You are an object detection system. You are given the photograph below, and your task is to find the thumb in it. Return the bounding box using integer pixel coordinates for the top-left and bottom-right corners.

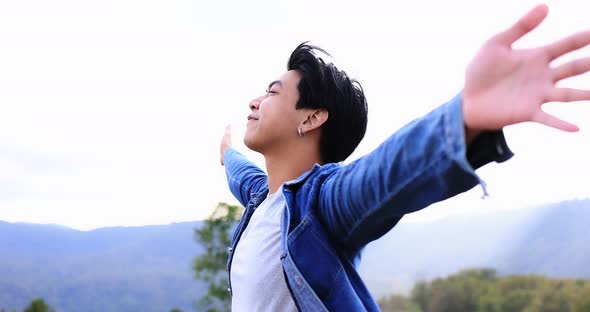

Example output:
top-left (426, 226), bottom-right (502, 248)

top-left (491, 4), bottom-right (548, 46)
top-left (220, 124), bottom-right (233, 166)
top-left (224, 124), bottom-right (232, 139)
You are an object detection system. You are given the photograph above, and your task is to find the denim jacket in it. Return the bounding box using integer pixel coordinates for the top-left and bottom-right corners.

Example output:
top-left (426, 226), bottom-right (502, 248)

top-left (224, 93), bottom-right (513, 311)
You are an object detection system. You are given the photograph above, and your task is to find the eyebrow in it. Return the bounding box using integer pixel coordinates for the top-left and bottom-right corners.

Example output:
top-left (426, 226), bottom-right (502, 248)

top-left (267, 80), bottom-right (283, 90)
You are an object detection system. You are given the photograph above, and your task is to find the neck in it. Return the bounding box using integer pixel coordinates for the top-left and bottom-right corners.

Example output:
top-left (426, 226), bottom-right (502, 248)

top-left (264, 139), bottom-right (321, 194)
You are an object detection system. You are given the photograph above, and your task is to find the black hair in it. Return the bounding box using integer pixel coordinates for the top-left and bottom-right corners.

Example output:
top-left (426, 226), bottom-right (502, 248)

top-left (287, 42), bottom-right (368, 164)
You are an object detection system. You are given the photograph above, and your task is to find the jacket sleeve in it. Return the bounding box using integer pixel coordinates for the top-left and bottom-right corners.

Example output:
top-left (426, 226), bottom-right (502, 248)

top-left (224, 147), bottom-right (268, 208)
top-left (318, 93), bottom-right (513, 250)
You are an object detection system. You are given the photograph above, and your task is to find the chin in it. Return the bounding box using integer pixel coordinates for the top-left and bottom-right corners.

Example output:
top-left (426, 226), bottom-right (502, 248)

top-left (243, 134), bottom-right (261, 153)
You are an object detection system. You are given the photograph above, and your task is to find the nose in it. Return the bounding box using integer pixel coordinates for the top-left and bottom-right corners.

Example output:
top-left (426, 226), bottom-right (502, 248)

top-left (249, 95), bottom-right (264, 111)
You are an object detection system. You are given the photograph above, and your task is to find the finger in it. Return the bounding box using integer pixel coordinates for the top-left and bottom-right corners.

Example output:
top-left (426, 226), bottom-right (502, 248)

top-left (546, 88), bottom-right (590, 102)
top-left (220, 124), bottom-right (232, 166)
top-left (224, 124), bottom-right (232, 138)
top-left (532, 110), bottom-right (579, 132)
top-left (552, 57), bottom-right (590, 81)
top-left (491, 4), bottom-right (548, 46)
top-left (545, 30), bottom-right (590, 61)
top-left (222, 124), bottom-right (232, 144)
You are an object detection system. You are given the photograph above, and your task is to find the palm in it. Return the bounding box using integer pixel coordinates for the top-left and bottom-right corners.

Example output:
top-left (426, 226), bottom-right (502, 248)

top-left (463, 4), bottom-right (590, 132)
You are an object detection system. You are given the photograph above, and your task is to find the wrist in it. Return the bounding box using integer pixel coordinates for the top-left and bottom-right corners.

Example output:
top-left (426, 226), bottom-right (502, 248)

top-left (462, 94), bottom-right (483, 144)
top-left (464, 125), bottom-right (482, 145)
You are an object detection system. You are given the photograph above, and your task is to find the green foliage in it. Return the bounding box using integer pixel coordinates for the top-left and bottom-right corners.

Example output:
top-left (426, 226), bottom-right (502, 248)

top-left (23, 298), bottom-right (56, 312)
top-left (379, 268), bottom-right (590, 312)
top-left (169, 309), bottom-right (184, 312)
top-left (1, 298), bottom-right (56, 312)
top-left (193, 202), bottom-right (244, 312)
top-left (378, 294), bottom-right (421, 312)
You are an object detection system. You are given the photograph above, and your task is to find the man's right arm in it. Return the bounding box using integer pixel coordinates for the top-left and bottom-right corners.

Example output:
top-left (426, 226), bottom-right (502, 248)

top-left (220, 125), bottom-right (267, 207)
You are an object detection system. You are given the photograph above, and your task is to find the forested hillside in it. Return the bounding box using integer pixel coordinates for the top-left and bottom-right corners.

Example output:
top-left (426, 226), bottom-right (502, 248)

top-left (0, 222), bottom-right (204, 312)
top-left (0, 199), bottom-right (588, 311)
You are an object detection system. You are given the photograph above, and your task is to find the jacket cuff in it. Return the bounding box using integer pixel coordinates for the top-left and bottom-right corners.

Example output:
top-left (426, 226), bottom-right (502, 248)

top-left (445, 92), bottom-right (514, 170)
top-left (466, 129), bottom-right (514, 170)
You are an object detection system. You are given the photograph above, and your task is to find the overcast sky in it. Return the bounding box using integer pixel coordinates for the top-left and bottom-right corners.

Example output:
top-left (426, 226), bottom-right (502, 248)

top-left (0, 0), bottom-right (588, 230)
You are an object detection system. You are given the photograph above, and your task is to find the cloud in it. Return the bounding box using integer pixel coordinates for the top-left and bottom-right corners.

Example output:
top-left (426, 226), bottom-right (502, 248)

top-left (0, 0), bottom-right (588, 230)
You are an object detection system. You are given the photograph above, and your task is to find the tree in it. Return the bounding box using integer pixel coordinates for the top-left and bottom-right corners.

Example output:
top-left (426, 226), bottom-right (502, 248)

top-left (193, 202), bottom-right (244, 312)
top-left (388, 268), bottom-right (590, 312)
top-left (23, 298), bottom-right (56, 312)
top-left (411, 280), bottom-right (431, 312)
top-left (378, 294), bottom-right (421, 312)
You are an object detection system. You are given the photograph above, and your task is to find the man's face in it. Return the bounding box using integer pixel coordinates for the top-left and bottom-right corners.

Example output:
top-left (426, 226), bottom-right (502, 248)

top-left (244, 70), bottom-right (307, 153)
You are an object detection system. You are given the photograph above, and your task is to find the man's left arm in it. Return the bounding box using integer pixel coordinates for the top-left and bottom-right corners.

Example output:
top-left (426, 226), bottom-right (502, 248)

top-left (318, 93), bottom-right (512, 251)
top-left (318, 4), bottom-right (590, 251)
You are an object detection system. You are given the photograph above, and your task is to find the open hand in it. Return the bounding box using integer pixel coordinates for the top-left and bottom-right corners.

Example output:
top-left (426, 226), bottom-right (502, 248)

top-left (463, 4), bottom-right (590, 132)
top-left (220, 124), bottom-right (232, 166)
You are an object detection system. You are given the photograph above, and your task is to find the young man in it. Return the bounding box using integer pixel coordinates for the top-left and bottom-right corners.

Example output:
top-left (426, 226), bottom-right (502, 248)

top-left (220, 5), bottom-right (590, 311)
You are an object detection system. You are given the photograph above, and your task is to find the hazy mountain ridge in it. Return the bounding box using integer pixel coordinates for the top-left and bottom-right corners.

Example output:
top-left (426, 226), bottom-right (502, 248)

top-left (0, 221), bottom-right (205, 312)
top-left (359, 199), bottom-right (590, 297)
top-left (496, 200), bottom-right (590, 277)
top-left (1, 199), bottom-right (589, 311)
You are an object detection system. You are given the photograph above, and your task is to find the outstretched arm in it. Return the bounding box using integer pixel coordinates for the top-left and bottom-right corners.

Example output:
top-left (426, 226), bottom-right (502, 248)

top-left (220, 125), bottom-right (267, 208)
top-left (319, 96), bottom-right (508, 251)
top-left (319, 5), bottom-right (590, 250)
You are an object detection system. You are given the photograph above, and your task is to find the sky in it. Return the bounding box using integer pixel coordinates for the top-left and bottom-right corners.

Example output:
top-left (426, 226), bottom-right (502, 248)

top-left (0, 0), bottom-right (589, 230)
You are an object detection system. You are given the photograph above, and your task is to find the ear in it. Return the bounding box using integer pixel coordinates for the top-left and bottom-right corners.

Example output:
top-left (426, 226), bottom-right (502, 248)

top-left (299, 109), bottom-right (329, 135)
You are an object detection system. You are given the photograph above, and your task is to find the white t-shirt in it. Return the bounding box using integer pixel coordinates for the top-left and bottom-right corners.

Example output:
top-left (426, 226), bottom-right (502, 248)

top-left (230, 189), bottom-right (298, 312)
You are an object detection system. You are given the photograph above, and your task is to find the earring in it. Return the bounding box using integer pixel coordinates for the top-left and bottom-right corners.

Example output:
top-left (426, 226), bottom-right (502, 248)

top-left (297, 128), bottom-right (305, 137)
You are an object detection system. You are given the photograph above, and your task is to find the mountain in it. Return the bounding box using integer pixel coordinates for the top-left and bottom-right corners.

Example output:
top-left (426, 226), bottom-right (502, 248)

top-left (0, 221), bottom-right (205, 312)
top-left (0, 199), bottom-right (589, 311)
top-left (358, 199), bottom-right (590, 297)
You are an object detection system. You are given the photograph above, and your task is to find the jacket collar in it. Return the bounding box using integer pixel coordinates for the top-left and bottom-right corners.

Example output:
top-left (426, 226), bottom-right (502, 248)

top-left (283, 163), bottom-right (322, 188)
